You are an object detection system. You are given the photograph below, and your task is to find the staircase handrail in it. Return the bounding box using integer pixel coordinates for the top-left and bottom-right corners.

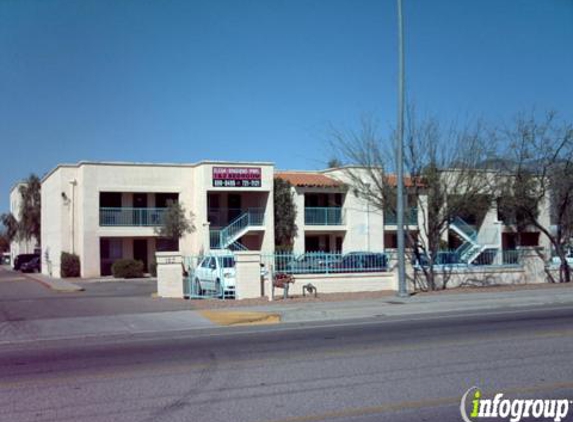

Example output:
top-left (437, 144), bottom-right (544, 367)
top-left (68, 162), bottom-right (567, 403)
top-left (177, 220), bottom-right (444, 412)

top-left (219, 209), bottom-right (265, 248)
top-left (451, 217), bottom-right (477, 241)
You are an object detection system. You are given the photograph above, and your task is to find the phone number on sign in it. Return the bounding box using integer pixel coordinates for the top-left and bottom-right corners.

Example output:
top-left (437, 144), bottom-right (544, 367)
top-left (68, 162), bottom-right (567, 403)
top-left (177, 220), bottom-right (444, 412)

top-left (213, 180), bottom-right (261, 188)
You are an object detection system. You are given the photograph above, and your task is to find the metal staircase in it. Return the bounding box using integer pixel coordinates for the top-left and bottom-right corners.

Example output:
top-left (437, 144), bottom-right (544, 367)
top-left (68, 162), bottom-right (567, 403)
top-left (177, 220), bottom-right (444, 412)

top-left (449, 217), bottom-right (495, 264)
top-left (210, 209), bottom-right (265, 250)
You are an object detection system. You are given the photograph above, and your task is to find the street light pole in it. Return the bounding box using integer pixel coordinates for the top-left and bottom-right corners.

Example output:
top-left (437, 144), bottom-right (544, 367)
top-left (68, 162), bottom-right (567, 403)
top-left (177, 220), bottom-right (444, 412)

top-left (396, 0), bottom-right (408, 297)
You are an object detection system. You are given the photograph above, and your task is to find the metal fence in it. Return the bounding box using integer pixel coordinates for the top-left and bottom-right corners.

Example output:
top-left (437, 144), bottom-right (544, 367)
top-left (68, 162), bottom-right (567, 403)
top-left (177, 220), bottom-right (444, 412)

top-left (384, 207), bottom-right (418, 225)
top-left (414, 249), bottom-right (523, 268)
top-left (261, 251), bottom-right (389, 275)
top-left (99, 207), bottom-right (166, 227)
top-left (304, 207), bottom-right (345, 225)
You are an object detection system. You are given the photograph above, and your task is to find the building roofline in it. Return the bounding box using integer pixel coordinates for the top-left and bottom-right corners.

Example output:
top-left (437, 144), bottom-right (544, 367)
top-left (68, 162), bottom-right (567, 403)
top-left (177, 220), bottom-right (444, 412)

top-left (41, 160), bottom-right (275, 183)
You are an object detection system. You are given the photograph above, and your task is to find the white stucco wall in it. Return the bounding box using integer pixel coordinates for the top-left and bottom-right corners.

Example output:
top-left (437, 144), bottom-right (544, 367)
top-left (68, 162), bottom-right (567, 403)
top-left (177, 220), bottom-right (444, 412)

top-left (40, 161), bottom-right (275, 278)
top-left (41, 167), bottom-right (78, 277)
top-left (324, 168), bottom-right (386, 253)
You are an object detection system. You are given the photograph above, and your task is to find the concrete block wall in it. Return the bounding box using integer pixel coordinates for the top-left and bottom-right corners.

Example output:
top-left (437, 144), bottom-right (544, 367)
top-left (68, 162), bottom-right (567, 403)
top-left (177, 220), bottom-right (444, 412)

top-left (291, 272), bottom-right (396, 294)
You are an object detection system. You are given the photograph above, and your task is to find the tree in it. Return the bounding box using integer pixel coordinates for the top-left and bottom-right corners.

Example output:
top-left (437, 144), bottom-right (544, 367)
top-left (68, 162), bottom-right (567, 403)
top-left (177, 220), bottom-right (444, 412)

top-left (327, 157), bottom-right (343, 169)
top-left (18, 174), bottom-right (41, 244)
top-left (154, 201), bottom-right (195, 249)
top-left (329, 113), bottom-right (495, 290)
top-left (494, 111), bottom-right (573, 283)
top-left (0, 232), bottom-right (9, 253)
top-left (274, 178), bottom-right (298, 251)
top-left (1, 213), bottom-right (19, 242)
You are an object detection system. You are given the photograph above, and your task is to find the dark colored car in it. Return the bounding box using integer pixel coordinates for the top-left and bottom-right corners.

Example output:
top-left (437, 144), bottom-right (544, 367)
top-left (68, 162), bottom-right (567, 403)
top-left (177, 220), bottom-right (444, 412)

top-left (20, 256), bottom-right (41, 273)
top-left (331, 252), bottom-right (388, 273)
top-left (13, 254), bottom-right (40, 271)
top-left (413, 252), bottom-right (462, 267)
top-left (285, 253), bottom-right (341, 274)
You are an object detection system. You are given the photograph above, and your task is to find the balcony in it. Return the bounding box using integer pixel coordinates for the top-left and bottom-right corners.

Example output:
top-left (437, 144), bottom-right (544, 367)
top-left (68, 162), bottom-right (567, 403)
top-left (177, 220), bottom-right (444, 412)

top-left (384, 207), bottom-right (418, 226)
top-left (304, 207), bottom-right (345, 226)
top-left (99, 207), bottom-right (166, 227)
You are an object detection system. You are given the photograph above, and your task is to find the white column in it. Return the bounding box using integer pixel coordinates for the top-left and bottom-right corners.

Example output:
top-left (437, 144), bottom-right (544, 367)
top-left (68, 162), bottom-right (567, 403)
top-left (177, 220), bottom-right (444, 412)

top-left (203, 222), bottom-right (211, 253)
top-left (292, 188), bottom-right (306, 254)
top-left (156, 252), bottom-right (185, 298)
top-left (235, 251), bottom-right (262, 299)
top-left (520, 246), bottom-right (547, 284)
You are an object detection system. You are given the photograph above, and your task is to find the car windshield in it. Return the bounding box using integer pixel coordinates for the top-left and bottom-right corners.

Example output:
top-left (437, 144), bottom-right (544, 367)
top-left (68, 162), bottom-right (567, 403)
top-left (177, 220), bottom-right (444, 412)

top-left (220, 257), bottom-right (235, 268)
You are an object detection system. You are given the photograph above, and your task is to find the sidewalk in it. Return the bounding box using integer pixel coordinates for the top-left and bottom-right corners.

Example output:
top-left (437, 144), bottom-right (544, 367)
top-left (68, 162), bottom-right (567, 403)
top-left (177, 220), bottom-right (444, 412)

top-left (1, 285), bottom-right (573, 345)
top-left (245, 285), bottom-right (573, 323)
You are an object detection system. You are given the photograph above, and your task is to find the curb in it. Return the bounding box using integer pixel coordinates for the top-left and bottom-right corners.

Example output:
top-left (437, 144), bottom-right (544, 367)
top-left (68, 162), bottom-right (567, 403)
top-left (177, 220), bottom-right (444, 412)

top-left (198, 310), bottom-right (281, 326)
top-left (23, 273), bottom-right (84, 292)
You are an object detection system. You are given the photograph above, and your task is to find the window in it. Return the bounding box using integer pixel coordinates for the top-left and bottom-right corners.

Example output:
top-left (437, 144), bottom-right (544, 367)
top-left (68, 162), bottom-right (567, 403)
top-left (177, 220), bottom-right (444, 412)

top-left (220, 257), bottom-right (235, 268)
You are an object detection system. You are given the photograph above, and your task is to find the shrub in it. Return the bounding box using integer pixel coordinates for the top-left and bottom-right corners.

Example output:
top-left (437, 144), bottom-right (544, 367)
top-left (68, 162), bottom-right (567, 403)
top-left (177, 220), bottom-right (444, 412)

top-left (149, 259), bottom-right (157, 277)
top-left (112, 259), bottom-right (144, 279)
top-left (61, 252), bottom-right (80, 278)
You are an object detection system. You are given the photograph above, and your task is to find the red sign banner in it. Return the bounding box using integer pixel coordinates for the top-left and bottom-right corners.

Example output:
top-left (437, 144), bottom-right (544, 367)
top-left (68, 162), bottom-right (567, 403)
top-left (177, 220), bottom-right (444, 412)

top-left (212, 167), bottom-right (262, 188)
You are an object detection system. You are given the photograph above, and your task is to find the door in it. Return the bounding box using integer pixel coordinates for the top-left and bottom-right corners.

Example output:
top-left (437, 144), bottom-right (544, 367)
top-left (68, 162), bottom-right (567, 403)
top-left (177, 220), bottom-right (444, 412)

top-left (100, 238), bottom-right (123, 276)
top-left (133, 193), bottom-right (148, 225)
top-left (305, 236), bottom-right (320, 252)
top-left (201, 257), bottom-right (217, 290)
top-left (228, 194), bottom-right (242, 222)
top-left (133, 239), bottom-right (148, 272)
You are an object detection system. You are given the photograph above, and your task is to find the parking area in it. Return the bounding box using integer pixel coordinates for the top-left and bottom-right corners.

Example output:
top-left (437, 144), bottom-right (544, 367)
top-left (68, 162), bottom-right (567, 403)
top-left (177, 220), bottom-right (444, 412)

top-left (0, 266), bottom-right (193, 322)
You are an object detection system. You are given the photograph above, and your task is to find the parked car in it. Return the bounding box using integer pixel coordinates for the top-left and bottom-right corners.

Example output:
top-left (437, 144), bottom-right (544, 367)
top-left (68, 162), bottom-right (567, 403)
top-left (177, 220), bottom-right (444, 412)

top-left (20, 256), bottom-right (41, 273)
top-left (285, 253), bottom-right (341, 274)
top-left (13, 253), bottom-right (40, 271)
top-left (551, 251), bottom-right (573, 265)
top-left (413, 251), bottom-right (462, 268)
top-left (193, 252), bottom-right (236, 297)
top-left (331, 252), bottom-right (388, 273)
top-left (1, 253), bottom-right (10, 266)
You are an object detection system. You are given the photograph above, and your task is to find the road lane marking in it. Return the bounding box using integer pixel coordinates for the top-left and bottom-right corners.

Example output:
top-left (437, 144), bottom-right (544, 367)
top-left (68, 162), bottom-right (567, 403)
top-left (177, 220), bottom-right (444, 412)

top-left (0, 277), bottom-right (29, 282)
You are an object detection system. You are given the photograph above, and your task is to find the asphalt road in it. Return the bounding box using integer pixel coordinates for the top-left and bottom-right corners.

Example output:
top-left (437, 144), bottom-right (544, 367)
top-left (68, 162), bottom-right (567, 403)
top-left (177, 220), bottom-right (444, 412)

top-left (1, 306), bottom-right (572, 422)
top-left (0, 267), bottom-right (192, 321)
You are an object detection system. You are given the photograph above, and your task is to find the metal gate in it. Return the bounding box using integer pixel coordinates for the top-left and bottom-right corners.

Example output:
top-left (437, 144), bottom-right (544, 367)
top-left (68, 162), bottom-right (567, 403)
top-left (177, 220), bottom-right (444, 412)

top-left (183, 255), bottom-right (234, 300)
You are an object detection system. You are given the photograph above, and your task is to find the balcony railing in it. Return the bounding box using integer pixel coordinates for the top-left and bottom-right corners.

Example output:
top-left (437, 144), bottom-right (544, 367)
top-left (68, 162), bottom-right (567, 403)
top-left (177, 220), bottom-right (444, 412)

top-left (384, 207), bottom-right (418, 226)
top-left (304, 207), bottom-right (345, 226)
top-left (99, 207), bottom-right (166, 227)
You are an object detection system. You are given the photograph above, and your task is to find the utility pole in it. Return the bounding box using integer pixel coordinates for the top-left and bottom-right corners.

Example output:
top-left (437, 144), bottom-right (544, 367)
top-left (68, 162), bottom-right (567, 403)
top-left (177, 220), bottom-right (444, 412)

top-left (396, 0), bottom-right (408, 297)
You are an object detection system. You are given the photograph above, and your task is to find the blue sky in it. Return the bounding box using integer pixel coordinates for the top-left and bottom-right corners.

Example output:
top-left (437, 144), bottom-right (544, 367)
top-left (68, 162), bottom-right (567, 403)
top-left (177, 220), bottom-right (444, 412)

top-left (1, 0), bottom-right (572, 213)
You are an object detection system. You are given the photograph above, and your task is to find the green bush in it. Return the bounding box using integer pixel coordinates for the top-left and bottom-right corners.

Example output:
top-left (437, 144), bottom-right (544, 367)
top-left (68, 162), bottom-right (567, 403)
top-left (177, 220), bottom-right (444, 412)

top-left (112, 259), bottom-right (144, 279)
top-left (61, 252), bottom-right (80, 278)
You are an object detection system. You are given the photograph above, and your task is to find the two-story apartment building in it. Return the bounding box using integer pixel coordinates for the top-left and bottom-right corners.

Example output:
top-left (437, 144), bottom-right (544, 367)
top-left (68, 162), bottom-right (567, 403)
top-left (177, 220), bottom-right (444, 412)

top-left (41, 161), bottom-right (274, 278)
top-left (277, 167), bottom-right (551, 264)
top-left (34, 160), bottom-right (552, 278)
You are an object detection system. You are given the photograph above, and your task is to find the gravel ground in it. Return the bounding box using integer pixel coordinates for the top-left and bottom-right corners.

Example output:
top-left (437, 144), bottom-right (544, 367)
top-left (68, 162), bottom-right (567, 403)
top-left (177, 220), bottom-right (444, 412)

top-left (187, 290), bottom-right (396, 309)
top-left (186, 280), bottom-right (573, 309)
